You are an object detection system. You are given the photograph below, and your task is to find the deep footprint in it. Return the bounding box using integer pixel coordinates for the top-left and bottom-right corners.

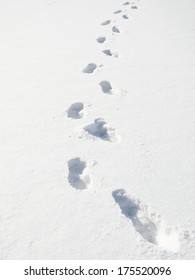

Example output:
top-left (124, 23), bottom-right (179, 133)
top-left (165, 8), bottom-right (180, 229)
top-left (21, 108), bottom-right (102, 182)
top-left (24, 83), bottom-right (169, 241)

top-left (68, 158), bottom-right (90, 190)
top-left (101, 20), bottom-right (111, 26)
top-left (96, 36), bottom-right (106, 44)
top-left (123, 1), bottom-right (130, 5)
top-left (84, 118), bottom-right (117, 142)
top-left (67, 102), bottom-right (84, 119)
top-left (99, 80), bottom-right (113, 94)
top-left (82, 63), bottom-right (97, 74)
top-left (112, 189), bottom-right (180, 252)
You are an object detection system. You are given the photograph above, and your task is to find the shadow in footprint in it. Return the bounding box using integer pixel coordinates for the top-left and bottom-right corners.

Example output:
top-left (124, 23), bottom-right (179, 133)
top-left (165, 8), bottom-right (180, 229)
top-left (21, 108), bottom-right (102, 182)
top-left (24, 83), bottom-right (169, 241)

top-left (131, 6), bottom-right (138, 9)
top-left (102, 49), bottom-right (119, 58)
top-left (114, 10), bottom-right (122, 14)
top-left (112, 26), bottom-right (120, 33)
top-left (103, 49), bottom-right (112, 56)
top-left (112, 189), bottom-right (180, 252)
top-left (101, 20), bottom-right (111, 26)
top-left (67, 102), bottom-right (84, 119)
top-left (99, 80), bottom-right (112, 94)
top-left (96, 36), bottom-right (106, 44)
top-left (123, 15), bottom-right (129, 19)
top-left (68, 158), bottom-right (90, 190)
top-left (123, 2), bottom-right (130, 5)
top-left (84, 118), bottom-right (117, 143)
top-left (82, 63), bottom-right (97, 74)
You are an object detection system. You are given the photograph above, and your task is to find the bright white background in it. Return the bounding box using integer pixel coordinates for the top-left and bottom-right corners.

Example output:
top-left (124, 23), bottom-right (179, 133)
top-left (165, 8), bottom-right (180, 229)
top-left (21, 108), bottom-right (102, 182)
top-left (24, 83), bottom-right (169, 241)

top-left (0, 0), bottom-right (195, 260)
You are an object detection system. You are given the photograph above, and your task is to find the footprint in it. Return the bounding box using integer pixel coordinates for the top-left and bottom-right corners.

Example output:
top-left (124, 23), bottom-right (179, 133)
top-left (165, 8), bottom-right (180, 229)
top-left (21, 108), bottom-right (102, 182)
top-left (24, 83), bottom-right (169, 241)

top-left (122, 15), bottom-right (129, 19)
top-left (82, 63), bottom-right (97, 74)
top-left (114, 10), bottom-right (122, 14)
top-left (102, 49), bottom-right (119, 58)
top-left (131, 5), bottom-right (138, 9)
top-left (99, 80), bottom-right (113, 94)
top-left (123, 1), bottom-right (130, 5)
top-left (112, 189), bottom-right (180, 252)
top-left (103, 49), bottom-right (112, 56)
top-left (67, 102), bottom-right (84, 119)
top-left (96, 36), bottom-right (106, 44)
top-left (68, 158), bottom-right (90, 190)
top-left (84, 118), bottom-right (117, 143)
top-left (101, 20), bottom-right (111, 26)
top-left (112, 26), bottom-right (120, 33)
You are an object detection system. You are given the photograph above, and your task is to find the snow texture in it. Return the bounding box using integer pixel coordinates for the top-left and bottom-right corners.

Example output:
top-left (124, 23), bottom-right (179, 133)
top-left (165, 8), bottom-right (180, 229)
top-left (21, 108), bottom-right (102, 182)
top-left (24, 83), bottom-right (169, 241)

top-left (0, 0), bottom-right (195, 260)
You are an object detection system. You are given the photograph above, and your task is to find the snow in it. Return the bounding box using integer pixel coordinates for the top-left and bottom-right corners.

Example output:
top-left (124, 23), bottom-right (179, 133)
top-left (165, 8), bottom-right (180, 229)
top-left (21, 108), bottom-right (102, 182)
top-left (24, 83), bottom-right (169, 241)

top-left (0, 0), bottom-right (195, 259)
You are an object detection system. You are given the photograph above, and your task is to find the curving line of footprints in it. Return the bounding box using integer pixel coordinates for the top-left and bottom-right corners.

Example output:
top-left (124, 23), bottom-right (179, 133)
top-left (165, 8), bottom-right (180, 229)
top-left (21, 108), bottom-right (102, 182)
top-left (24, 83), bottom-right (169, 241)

top-left (65, 1), bottom-right (182, 253)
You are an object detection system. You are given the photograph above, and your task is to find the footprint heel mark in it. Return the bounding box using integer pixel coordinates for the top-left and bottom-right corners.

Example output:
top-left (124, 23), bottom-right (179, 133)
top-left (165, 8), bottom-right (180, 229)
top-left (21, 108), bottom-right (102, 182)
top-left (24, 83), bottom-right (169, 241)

top-left (68, 158), bottom-right (90, 190)
top-left (101, 20), bottom-right (111, 26)
top-left (112, 26), bottom-right (120, 33)
top-left (84, 118), bottom-right (118, 143)
top-left (112, 189), bottom-right (180, 252)
top-left (96, 36), bottom-right (106, 44)
top-left (99, 80), bottom-right (113, 94)
top-left (82, 63), bottom-right (97, 74)
top-left (67, 102), bottom-right (84, 119)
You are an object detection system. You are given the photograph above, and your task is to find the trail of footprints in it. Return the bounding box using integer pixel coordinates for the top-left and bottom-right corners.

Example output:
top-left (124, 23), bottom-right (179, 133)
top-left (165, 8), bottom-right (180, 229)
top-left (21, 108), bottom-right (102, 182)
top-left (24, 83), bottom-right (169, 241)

top-left (65, 0), bottom-right (182, 252)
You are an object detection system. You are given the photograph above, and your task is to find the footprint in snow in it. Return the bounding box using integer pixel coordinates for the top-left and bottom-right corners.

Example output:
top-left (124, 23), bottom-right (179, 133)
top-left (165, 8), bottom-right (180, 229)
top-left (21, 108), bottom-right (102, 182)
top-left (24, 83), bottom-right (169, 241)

top-left (112, 189), bottom-right (180, 253)
top-left (102, 49), bottom-right (120, 58)
top-left (101, 20), bottom-right (111, 26)
top-left (84, 118), bottom-right (118, 143)
top-left (82, 63), bottom-right (98, 74)
top-left (112, 26), bottom-right (121, 33)
top-left (122, 15), bottom-right (129, 20)
top-left (99, 80), bottom-right (113, 94)
top-left (131, 5), bottom-right (138, 9)
top-left (68, 158), bottom-right (90, 190)
top-left (114, 10), bottom-right (122, 14)
top-left (67, 102), bottom-right (84, 119)
top-left (96, 36), bottom-right (106, 44)
top-left (123, 1), bottom-right (130, 5)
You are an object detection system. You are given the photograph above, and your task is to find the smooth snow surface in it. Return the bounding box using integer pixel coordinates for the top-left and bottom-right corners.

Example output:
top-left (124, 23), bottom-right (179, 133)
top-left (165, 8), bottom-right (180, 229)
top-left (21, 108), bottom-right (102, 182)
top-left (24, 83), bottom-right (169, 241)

top-left (0, 0), bottom-right (195, 259)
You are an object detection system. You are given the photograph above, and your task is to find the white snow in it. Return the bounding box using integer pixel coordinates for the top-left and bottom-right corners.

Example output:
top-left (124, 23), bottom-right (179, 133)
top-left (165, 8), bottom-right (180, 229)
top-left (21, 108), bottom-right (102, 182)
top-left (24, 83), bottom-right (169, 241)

top-left (0, 0), bottom-right (195, 259)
